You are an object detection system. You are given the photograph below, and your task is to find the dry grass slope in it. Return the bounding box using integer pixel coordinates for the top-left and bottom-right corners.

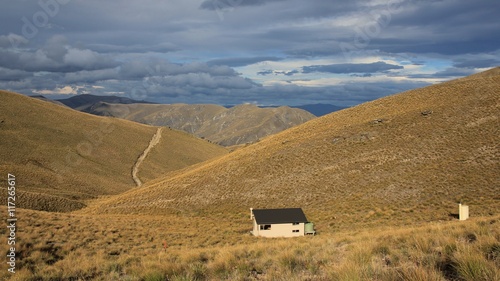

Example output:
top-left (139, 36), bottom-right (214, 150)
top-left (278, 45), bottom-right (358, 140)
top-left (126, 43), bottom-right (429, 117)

top-left (139, 127), bottom-right (229, 183)
top-left (1, 206), bottom-right (498, 280)
top-left (86, 68), bottom-right (499, 231)
top-left (0, 91), bottom-right (227, 212)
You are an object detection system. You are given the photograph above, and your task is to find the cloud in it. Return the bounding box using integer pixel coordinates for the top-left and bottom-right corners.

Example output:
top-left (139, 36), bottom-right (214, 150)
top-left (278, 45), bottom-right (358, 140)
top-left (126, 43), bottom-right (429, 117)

top-left (302, 62), bottom-right (403, 74)
top-left (406, 67), bottom-right (477, 79)
top-left (0, 67), bottom-right (32, 81)
top-left (0, 33), bottom-right (29, 48)
top-left (63, 48), bottom-right (119, 71)
top-left (257, 69), bottom-right (299, 76)
top-left (0, 36), bottom-right (119, 73)
top-left (118, 60), bottom-right (238, 80)
top-left (0, 0), bottom-right (497, 107)
top-left (367, 0), bottom-right (500, 56)
top-left (64, 68), bottom-right (119, 83)
top-left (453, 59), bottom-right (500, 69)
top-left (199, 0), bottom-right (288, 10)
top-left (207, 56), bottom-right (283, 67)
top-left (351, 73), bottom-right (372, 78)
top-left (87, 42), bottom-right (180, 54)
top-left (257, 70), bottom-right (274, 76)
top-left (152, 73), bottom-right (256, 90)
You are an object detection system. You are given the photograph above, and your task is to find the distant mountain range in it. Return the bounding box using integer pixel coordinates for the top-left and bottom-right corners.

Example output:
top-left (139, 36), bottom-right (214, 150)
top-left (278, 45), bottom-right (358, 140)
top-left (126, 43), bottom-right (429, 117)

top-left (79, 101), bottom-right (316, 146)
top-left (51, 94), bottom-right (347, 117)
top-left (30, 94), bottom-right (349, 146)
top-left (48, 94), bottom-right (326, 146)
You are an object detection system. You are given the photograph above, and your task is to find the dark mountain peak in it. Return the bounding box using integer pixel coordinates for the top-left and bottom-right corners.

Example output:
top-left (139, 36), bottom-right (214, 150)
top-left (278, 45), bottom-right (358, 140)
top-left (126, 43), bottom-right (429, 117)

top-left (57, 94), bottom-right (155, 111)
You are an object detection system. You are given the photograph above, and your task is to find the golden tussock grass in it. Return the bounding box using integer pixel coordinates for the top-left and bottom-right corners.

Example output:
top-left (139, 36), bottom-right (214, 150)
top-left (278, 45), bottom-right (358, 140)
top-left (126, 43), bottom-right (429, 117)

top-left (0, 206), bottom-right (498, 280)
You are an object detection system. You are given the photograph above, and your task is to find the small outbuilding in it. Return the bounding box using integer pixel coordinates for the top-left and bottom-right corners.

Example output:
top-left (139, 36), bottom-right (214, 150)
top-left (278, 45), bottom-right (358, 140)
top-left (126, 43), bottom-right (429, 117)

top-left (250, 208), bottom-right (315, 237)
top-left (459, 203), bottom-right (469, 221)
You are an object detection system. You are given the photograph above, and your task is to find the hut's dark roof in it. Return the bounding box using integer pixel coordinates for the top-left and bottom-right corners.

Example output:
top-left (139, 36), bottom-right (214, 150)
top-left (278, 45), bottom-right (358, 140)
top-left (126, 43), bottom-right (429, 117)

top-left (252, 208), bottom-right (308, 224)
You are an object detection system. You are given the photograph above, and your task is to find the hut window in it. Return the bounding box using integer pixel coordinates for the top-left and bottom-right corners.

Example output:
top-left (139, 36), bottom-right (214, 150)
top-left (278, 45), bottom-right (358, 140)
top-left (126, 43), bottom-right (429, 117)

top-left (260, 225), bottom-right (271, 230)
top-left (292, 230), bottom-right (299, 233)
top-left (292, 222), bottom-right (299, 225)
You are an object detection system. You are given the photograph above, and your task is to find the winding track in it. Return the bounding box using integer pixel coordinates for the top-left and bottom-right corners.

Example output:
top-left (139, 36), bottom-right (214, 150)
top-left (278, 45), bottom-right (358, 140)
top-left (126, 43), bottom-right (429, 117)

top-left (132, 127), bottom-right (163, 187)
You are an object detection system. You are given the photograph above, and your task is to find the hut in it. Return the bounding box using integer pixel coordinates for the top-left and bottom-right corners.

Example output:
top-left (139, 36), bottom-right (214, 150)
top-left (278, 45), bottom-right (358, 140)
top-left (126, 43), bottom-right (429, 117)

top-left (250, 208), bottom-right (315, 237)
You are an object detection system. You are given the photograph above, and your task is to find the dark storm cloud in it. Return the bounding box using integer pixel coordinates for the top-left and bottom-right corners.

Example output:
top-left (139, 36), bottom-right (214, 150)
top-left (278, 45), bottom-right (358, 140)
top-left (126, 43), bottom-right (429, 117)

top-left (282, 0), bottom-right (500, 59)
top-left (367, 0), bottom-right (500, 55)
top-left (370, 38), bottom-right (500, 56)
top-left (152, 73), bottom-right (256, 90)
top-left (87, 42), bottom-right (180, 54)
top-left (0, 67), bottom-right (32, 81)
top-left (118, 60), bottom-right (238, 80)
top-left (453, 59), bottom-right (500, 69)
top-left (389, 0), bottom-right (500, 31)
top-left (351, 73), bottom-right (372, 78)
top-left (33, 58), bottom-right (252, 93)
top-left (0, 72), bottom-right (61, 93)
top-left (63, 69), bottom-right (119, 84)
top-left (302, 62), bottom-right (403, 74)
top-left (257, 70), bottom-right (274, 76)
top-left (257, 69), bottom-right (299, 76)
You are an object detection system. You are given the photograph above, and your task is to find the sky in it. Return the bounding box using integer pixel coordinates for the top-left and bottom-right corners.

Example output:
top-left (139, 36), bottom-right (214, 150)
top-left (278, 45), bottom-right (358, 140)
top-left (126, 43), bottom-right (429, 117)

top-left (0, 0), bottom-right (499, 106)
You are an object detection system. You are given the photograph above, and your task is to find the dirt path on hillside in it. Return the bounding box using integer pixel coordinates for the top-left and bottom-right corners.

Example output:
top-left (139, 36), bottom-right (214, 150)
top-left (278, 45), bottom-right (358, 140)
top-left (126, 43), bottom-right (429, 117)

top-left (132, 127), bottom-right (163, 187)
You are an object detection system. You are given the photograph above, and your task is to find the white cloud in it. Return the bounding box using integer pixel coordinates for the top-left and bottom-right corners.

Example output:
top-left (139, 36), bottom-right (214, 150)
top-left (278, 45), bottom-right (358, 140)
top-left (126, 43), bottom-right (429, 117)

top-left (34, 85), bottom-right (82, 95)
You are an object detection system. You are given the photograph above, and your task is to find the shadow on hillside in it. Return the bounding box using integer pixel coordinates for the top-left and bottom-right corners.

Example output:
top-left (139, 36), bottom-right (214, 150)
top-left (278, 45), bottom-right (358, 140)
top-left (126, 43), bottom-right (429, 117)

top-left (448, 213), bottom-right (459, 219)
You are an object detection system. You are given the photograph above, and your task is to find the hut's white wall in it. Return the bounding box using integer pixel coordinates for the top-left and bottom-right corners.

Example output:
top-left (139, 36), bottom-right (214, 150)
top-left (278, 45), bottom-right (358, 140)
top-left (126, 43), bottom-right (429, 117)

top-left (252, 219), bottom-right (259, 235)
top-left (252, 221), bottom-right (305, 237)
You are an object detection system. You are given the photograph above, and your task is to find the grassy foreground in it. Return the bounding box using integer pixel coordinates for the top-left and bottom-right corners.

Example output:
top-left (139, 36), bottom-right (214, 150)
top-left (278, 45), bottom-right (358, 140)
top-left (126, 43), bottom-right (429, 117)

top-left (1, 207), bottom-right (498, 281)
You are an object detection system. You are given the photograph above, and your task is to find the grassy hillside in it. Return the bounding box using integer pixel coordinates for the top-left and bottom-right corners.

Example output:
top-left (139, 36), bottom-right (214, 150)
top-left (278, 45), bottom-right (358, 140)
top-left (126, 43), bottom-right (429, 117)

top-left (87, 102), bottom-right (316, 146)
top-left (138, 127), bottom-right (229, 183)
top-left (1, 206), bottom-right (498, 280)
top-left (86, 68), bottom-right (499, 229)
top-left (0, 91), bottom-right (227, 212)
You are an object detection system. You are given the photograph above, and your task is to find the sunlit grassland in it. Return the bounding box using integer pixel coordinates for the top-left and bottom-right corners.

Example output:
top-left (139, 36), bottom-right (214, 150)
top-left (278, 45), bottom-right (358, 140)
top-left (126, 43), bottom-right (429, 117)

top-left (0, 90), bottom-right (227, 212)
top-left (1, 207), bottom-right (498, 280)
